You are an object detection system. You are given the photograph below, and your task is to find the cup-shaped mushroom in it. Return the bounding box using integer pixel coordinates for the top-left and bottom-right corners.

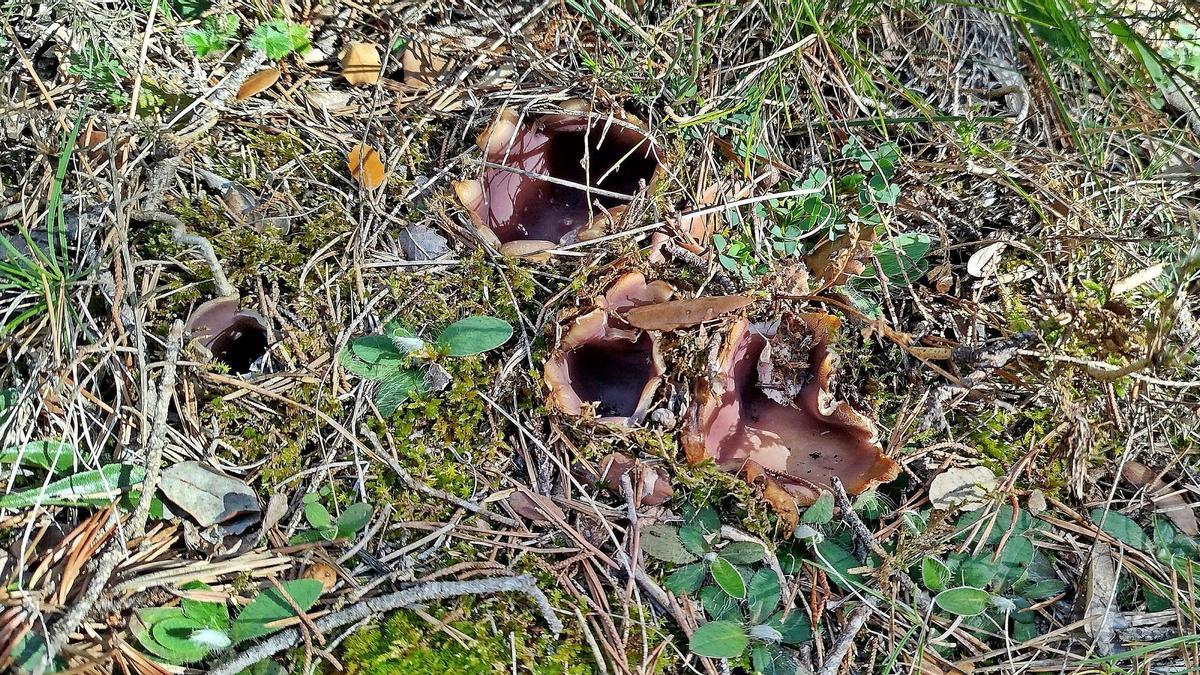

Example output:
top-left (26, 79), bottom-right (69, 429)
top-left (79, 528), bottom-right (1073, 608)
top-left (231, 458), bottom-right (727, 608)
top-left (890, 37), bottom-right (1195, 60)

top-left (455, 104), bottom-right (660, 254)
top-left (184, 296), bottom-right (269, 374)
top-left (683, 315), bottom-right (898, 505)
top-left (544, 310), bottom-right (664, 426)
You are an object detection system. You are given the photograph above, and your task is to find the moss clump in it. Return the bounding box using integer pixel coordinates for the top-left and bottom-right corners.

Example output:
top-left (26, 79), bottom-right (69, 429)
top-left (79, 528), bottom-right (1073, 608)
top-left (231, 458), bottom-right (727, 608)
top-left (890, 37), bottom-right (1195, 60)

top-left (339, 597), bottom-right (593, 675)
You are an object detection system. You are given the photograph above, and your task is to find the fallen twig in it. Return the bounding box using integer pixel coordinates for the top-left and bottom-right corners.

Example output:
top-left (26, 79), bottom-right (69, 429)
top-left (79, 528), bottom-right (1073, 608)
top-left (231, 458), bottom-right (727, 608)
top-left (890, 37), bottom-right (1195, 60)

top-left (131, 210), bottom-right (236, 297)
top-left (38, 321), bottom-right (184, 673)
top-left (815, 604), bottom-right (870, 675)
top-left (208, 575), bottom-right (562, 675)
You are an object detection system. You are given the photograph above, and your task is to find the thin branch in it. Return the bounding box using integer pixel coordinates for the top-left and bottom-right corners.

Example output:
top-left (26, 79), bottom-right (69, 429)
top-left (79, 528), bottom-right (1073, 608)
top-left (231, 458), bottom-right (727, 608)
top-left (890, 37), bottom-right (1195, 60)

top-left (131, 209), bottom-right (236, 297)
top-left (815, 604), bottom-right (870, 675)
top-left (38, 321), bottom-right (184, 672)
top-left (209, 575), bottom-right (562, 675)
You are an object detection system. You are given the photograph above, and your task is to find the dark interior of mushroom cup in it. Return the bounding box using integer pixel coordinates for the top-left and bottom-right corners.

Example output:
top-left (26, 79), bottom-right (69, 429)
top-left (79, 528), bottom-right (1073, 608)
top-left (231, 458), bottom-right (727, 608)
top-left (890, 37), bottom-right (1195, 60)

top-left (207, 316), bottom-right (269, 375)
top-left (563, 333), bottom-right (657, 419)
top-left (481, 116), bottom-right (659, 244)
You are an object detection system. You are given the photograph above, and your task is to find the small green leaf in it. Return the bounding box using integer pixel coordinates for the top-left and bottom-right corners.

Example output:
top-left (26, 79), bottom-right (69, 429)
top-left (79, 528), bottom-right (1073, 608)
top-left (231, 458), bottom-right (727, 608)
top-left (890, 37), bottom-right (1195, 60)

top-left (0, 463), bottom-right (144, 508)
top-left (921, 557), bottom-right (949, 592)
top-left (751, 643), bottom-right (800, 675)
top-left (874, 232), bottom-right (932, 284)
top-left (351, 335), bottom-right (405, 366)
top-left (768, 610), bottom-right (812, 645)
top-left (719, 541), bottom-right (766, 564)
top-left (640, 524), bottom-right (699, 564)
top-left (375, 368), bottom-right (426, 415)
top-left (12, 630), bottom-right (59, 674)
top-left (152, 615), bottom-right (210, 662)
top-left (231, 579), bottom-right (324, 642)
top-left (336, 503), bottom-right (372, 537)
top-left (934, 586), bottom-right (992, 616)
top-left (435, 316), bottom-right (513, 356)
top-left (304, 501), bottom-right (333, 529)
top-left (248, 19), bottom-right (311, 60)
top-left (684, 505), bottom-right (721, 533)
top-left (747, 569), bottom-right (781, 623)
top-left (1091, 508), bottom-right (1150, 551)
top-left (0, 388), bottom-right (18, 422)
top-left (181, 581), bottom-right (230, 631)
top-left (689, 620), bottom-right (749, 658)
top-left (961, 556), bottom-right (998, 588)
top-left (678, 525), bottom-right (710, 556)
top-left (1018, 579), bottom-right (1065, 600)
top-left (801, 492), bottom-right (834, 525)
top-left (700, 585), bottom-right (741, 622)
top-left (664, 563), bottom-right (707, 595)
top-left (710, 557), bottom-right (746, 599)
top-left (169, 0), bottom-right (211, 20)
top-left (812, 539), bottom-right (866, 590)
top-left (0, 440), bottom-right (76, 472)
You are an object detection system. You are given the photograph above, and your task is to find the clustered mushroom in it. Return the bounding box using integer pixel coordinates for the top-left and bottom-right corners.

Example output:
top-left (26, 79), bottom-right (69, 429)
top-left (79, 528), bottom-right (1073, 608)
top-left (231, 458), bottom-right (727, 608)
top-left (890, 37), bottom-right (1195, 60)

top-left (682, 314), bottom-right (899, 522)
top-left (539, 269), bottom-right (896, 521)
top-left (543, 272), bottom-right (672, 426)
top-left (455, 102), bottom-right (661, 257)
top-left (184, 297), bottom-right (269, 374)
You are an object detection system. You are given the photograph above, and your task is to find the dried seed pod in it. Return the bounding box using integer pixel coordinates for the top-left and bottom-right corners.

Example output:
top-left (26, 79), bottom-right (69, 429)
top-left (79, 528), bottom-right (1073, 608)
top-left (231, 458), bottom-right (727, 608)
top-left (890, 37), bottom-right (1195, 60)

top-left (184, 297), bottom-right (269, 374)
top-left (454, 102), bottom-right (661, 256)
top-left (683, 315), bottom-right (898, 508)
top-left (544, 273), bottom-right (672, 426)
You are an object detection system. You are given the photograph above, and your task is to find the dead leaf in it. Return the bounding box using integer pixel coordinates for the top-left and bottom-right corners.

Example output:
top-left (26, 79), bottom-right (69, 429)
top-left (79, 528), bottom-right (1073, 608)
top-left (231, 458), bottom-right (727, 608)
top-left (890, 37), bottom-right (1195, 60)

top-left (929, 466), bottom-right (996, 511)
top-left (347, 143), bottom-right (386, 189)
top-left (624, 295), bottom-right (754, 331)
top-left (966, 242), bottom-right (1006, 278)
top-left (398, 222), bottom-right (450, 261)
top-left (402, 43), bottom-right (451, 88)
top-left (1121, 460), bottom-right (1198, 536)
top-left (159, 461), bottom-right (261, 534)
top-left (507, 492), bottom-right (565, 524)
top-left (1112, 263), bottom-right (1165, 296)
top-left (236, 67), bottom-right (280, 101)
top-left (1084, 542), bottom-right (1118, 655)
top-left (303, 562), bottom-right (338, 592)
top-left (340, 42), bottom-right (382, 86)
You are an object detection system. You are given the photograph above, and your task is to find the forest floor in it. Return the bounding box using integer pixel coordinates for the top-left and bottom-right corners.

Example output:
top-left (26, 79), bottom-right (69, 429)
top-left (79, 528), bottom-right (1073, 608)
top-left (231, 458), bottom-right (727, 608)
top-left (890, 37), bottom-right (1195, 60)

top-left (1, 1), bottom-right (1200, 674)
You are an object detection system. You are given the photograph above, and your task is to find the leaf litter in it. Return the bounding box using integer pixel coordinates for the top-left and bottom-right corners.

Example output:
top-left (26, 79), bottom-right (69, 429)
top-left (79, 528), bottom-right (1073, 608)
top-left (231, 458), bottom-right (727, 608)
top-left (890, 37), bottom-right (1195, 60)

top-left (1, 1), bottom-right (1198, 674)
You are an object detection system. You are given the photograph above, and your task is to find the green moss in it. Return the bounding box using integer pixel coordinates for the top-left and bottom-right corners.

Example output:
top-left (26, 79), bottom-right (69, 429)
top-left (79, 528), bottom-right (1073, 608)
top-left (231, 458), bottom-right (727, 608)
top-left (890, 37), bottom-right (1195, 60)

top-left (338, 596), bottom-right (594, 675)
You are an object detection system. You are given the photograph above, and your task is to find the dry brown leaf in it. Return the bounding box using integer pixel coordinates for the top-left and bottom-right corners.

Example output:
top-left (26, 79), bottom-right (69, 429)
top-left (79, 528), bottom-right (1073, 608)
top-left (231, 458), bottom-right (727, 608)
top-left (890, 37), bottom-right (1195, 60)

top-left (1121, 460), bottom-right (1199, 535)
top-left (303, 562), bottom-right (338, 592)
top-left (623, 295), bottom-right (754, 331)
top-left (347, 143), bottom-right (386, 190)
top-left (236, 67), bottom-right (280, 101)
top-left (340, 42), bottom-right (382, 86)
top-left (402, 43), bottom-right (451, 88)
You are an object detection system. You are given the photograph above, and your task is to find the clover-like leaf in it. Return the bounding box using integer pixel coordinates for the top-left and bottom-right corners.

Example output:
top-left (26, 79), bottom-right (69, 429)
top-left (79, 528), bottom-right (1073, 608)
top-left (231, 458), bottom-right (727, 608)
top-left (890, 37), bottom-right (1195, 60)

top-left (436, 316), bottom-right (513, 356)
top-left (710, 557), bottom-right (746, 599)
top-left (689, 620), bottom-right (749, 659)
top-left (641, 524), bottom-right (699, 564)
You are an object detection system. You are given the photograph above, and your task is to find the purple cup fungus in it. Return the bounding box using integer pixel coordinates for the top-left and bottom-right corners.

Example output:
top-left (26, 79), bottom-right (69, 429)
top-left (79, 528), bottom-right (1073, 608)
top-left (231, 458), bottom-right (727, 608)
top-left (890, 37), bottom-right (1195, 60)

top-left (454, 101), bottom-right (661, 257)
top-left (682, 314), bottom-right (898, 524)
top-left (544, 272), bottom-right (673, 425)
top-left (184, 296), bottom-right (270, 374)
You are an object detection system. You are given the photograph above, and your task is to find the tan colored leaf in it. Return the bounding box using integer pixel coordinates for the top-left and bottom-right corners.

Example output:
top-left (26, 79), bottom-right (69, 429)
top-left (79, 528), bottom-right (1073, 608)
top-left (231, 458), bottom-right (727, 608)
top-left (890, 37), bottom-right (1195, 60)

top-left (340, 42), bottom-right (382, 86)
top-left (1121, 460), bottom-right (1198, 536)
top-left (347, 143), bottom-right (386, 190)
top-left (929, 466), bottom-right (996, 511)
top-left (303, 562), bottom-right (338, 592)
top-left (402, 43), bottom-right (451, 88)
top-left (966, 242), bottom-right (1006, 278)
top-left (624, 295), bottom-right (754, 331)
top-left (236, 67), bottom-right (281, 101)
